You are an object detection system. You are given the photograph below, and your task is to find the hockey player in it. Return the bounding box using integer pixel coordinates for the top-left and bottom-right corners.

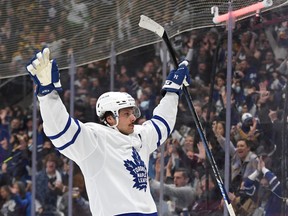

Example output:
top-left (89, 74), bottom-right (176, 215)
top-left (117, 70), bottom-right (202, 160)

top-left (26, 47), bottom-right (191, 216)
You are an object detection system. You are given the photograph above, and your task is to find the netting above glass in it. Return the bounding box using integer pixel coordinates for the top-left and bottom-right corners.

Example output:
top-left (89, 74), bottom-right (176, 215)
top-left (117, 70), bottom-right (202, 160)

top-left (0, 0), bottom-right (287, 79)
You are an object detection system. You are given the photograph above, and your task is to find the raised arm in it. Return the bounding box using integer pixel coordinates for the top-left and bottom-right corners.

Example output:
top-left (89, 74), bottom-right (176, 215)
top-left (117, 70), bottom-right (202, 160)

top-left (212, 122), bottom-right (236, 156)
top-left (26, 48), bottom-right (97, 164)
top-left (140, 61), bottom-right (191, 153)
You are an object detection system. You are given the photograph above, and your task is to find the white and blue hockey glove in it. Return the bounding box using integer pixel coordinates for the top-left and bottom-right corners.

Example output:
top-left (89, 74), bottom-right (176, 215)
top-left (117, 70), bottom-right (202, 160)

top-left (26, 48), bottom-right (62, 96)
top-left (162, 60), bottom-right (191, 96)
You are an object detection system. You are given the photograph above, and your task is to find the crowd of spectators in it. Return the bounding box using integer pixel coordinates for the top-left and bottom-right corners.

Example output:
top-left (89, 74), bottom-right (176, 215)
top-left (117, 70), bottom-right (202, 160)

top-left (0, 0), bottom-right (288, 215)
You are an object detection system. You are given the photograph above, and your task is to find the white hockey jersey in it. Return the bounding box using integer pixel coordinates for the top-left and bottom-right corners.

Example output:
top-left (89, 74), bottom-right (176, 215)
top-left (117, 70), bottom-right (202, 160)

top-left (38, 91), bottom-right (179, 216)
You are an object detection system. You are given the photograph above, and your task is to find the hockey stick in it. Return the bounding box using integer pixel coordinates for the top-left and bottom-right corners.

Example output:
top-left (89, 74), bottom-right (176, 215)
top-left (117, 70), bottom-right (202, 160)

top-left (139, 15), bottom-right (236, 216)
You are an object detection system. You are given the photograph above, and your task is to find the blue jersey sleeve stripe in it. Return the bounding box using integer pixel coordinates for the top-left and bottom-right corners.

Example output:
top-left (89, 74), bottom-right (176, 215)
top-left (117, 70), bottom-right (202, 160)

top-left (57, 118), bottom-right (81, 151)
top-left (152, 115), bottom-right (170, 137)
top-left (48, 116), bottom-right (71, 140)
top-left (271, 181), bottom-right (280, 192)
top-left (150, 120), bottom-right (161, 147)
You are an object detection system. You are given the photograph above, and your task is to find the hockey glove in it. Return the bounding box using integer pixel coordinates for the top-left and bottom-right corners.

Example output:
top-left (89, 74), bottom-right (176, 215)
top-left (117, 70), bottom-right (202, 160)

top-left (162, 60), bottom-right (191, 96)
top-left (26, 48), bottom-right (62, 96)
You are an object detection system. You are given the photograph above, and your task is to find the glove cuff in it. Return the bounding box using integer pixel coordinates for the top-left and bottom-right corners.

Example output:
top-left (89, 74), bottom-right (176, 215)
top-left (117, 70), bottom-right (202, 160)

top-left (162, 80), bottom-right (182, 89)
top-left (37, 83), bottom-right (62, 96)
top-left (162, 81), bottom-right (182, 96)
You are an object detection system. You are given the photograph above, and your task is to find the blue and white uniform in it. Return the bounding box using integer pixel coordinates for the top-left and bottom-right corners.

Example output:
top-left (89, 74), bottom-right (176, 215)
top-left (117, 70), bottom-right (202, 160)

top-left (38, 91), bottom-right (179, 216)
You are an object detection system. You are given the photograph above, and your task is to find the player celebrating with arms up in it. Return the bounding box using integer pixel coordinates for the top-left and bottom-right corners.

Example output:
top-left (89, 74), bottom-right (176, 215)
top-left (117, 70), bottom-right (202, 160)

top-left (26, 48), bottom-right (191, 216)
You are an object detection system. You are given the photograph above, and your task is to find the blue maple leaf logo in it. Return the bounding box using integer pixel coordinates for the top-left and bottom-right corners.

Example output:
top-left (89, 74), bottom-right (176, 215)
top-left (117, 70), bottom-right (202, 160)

top-left (124, 147), bottom-right (147, 191)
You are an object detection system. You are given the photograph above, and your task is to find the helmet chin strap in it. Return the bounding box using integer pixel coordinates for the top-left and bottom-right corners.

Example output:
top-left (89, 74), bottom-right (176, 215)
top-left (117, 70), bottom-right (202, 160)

top-left (104, 116), bottom-right (119, 131)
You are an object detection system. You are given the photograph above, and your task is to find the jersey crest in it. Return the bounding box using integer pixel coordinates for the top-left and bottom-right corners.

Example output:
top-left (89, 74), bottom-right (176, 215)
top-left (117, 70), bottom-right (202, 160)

top-left (124, 147), bottom-right (147, 191)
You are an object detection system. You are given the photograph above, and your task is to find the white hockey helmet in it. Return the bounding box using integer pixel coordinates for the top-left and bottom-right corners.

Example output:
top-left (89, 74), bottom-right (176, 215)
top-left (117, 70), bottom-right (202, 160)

top-left (96, 92), bottom-right (141, 123)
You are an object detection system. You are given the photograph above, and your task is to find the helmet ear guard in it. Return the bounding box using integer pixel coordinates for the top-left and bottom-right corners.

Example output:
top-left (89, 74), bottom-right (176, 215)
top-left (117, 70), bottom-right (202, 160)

top-left (102, 112), bottom-right (118, 128)
top-left (101, 110), bottom-right (117, 122)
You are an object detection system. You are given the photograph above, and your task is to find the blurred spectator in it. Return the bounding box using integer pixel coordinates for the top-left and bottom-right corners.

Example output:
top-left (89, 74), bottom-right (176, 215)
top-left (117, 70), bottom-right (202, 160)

top-left (60, 171), bottom-right (91, 216)
top-left (10, 180), bottom-right (31, 216)
top-left (87, 24), bottom-right (99, 47)
top-left (138, 86), bottom-right (155, 120)
top-left (37, 24), bottom-right (52, 45)
top-left (256, 31), bottom-right (270, 54)
top-left (245, 156), bottom-right (282, 215)
top-left (22, 116), bottom-right (33, 139)
top-left (277, 57), bottom-right (288, 75)
top-left (0, 163), bottom-right (11, 188)
top-left (40, 0), bottom-right (64, 25)
top-left (116, 1), bottom-right (131, 41)
top-left (0, 108), bottom-right (11, 130)
top-left (239, 57), bottom-right (259, 87)
top-left (190, 174), bottom-right (223, 216)
top-left (96, 66), bottom-right (109, 88)
top-left (9, 117), bottom-right (22, 135)
top-left (226, 155), bottom-right (282, 216)
top-left (172, 2), bottom-right (190, 32)
top-left (259, 50), bottom-right (277, 82)
top-left (265, 25), bottom-right (288, 64)
top-left (150, 168), bottom-right (197, 215)
top-left (44, 32), bottom-right (66, 59)
top-left (0, 185), bottom-right (18, 215)
top-left (0, 127), bottom-right (10, 164)
top-left (9, 134), bottom-right (32, 183)
top-left (174, 102), bottom-right (192, 130)
top-left (36, 153), bottom-right (64, 216)
top-left (17, 22), bottom-right (36, 51)
top-left (89, 77), bottom-right (105, 99)
top-left (84, 96), bottom-right (99, 123)
top-left (59, 157), bottom-right (69, 187)
top-left (74, 66), bottom-right (87, 88)
top-left (181, 135), bottom-right (195, 154)
top-left (213, 122), bottom-right (258, 194)
top-left (170, 133), bottom-right (208, 182)
top-left (37, 139), bottom-right (59, 171)
top-left (75, 77), bottom-right (90, 103)
top-left (235, 31), bottom-right (257, 62)
top-left (207, 121), bottom-right (226, 171)
top-left (226, 187), bottom-right (257, 216)
top-left (0, 44), bottom-right (10, 64)
top-left (67, 0), bottom-right (89, 32)
top-left (215, 87), bottom-right (240, 125)
top-left (115, 65), bottom-right (133, 92)
top-left (237, 112), bottom-right (261, 144)
top-left (60, 189), bottom-right (91, 216)
top-left (213, 73), bottom-right (226, 101)
top-left (0, 18), bottom-right (18, 61)
top-left (193, 62), bottom-right (210, 87)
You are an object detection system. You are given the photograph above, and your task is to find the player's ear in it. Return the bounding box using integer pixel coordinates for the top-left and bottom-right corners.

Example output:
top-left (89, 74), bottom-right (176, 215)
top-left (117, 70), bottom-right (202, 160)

top-left (106, 115), bottom-right (116, 126)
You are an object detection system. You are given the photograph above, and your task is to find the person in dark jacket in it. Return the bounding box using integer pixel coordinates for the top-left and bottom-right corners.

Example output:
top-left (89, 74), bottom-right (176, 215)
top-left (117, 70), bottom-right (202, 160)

top-left (242, 156), bottom-right (282, 216)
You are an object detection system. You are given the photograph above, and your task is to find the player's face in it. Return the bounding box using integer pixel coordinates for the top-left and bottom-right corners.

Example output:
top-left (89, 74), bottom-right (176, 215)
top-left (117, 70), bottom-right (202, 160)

top-left (117, 107), bottom-right (136, 135)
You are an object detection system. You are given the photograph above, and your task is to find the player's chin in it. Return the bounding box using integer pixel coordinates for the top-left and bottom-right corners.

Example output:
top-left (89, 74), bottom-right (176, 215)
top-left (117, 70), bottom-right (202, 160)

top-left (128, 125), bottom-right (134, 134)
top-left (121, 126), bottom-right (134, 135)
top-left (130, 125), bottom-right (134, 131)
